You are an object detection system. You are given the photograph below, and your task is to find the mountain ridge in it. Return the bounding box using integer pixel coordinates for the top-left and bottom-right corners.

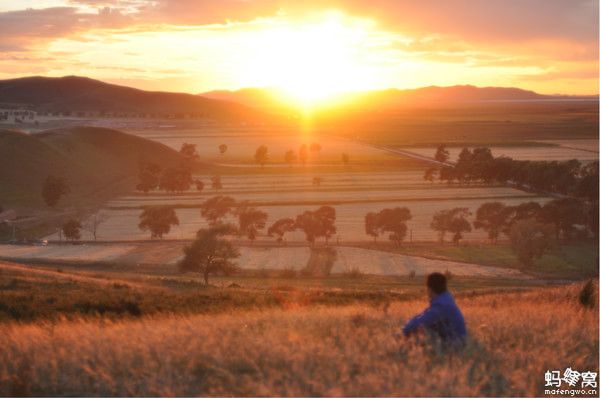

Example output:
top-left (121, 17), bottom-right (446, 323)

top-left (0, 76), bottom-right (261, 120)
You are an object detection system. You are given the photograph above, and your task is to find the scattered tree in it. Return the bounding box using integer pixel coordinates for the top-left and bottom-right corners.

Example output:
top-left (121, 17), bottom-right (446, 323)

top-left (201, 196), bottom-right (236, 226)
top-left (434, 144), bottom-right (450, 163)
top-left (377, 207), bottom-right (412, 246)
top-left (218, 144), bottom-right (228, 155)
top-left (447, 208), bottom-right (472, 245)
top-left (341, 153), bottom-right (350, 165)
top-left (136, 162), bottom-right (161, 193)
top-left (309, 143), bottom-right (322, 153)
top-left (159, 167), bottom-right (193, 193)
top-left (62, 219), bottom-right (82, 242)
top-left (423, 168), bottom-right (437, 183)
top-left (211, 175), bottom-right (223, 190)
top-left (474, 202), bottom-right (511, 243)
top-left (312, 176), bottom-right (323, 187)
top-left (138, 206), bottom-right (179, 239)
top-left (294, 206), bottom-right (336, 245)
top-left (179, 143), bottom-right (199, 161)
top-left (254, 145), bottom-right (269, 167)
top-left (539, 198), bottom-right (586, 241)
top-left (299, 144), bottom-right (309, 165)
top-left (509, 219), bottom-right (555, 267)
top-left (178, 224), bottom-right (240, 285)
top-left (42, 175), bottom-right (70, 208)
top-left (236, 205), bottom-right (268, 244)
top-left (194, 179), bottom-right (205, 192)
top-left (83, 212), bottom-right (109, 241)
top-left (431, 207), bottom-right (471, 245)
top-left (268, 218), bottom-right (296, 244)
top-left (284, 150), bottom-right (297, 166)
top-left (365, 212), bottom-right (381, 242)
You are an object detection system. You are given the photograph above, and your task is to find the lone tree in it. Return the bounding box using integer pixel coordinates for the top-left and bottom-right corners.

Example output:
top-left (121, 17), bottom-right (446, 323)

top-left (284, 150), bottom-right (297, 166)
top-left (267, 218), bottom-right (296, 244)
top-left (312, 176), bottom-right (323, 187)
top-left (137, 162), bottom-right (161, 193)
top-left (434, 144), bottom-right (450, 163)
top-left (138, 206), bottom-right (179, 239)
top-left (201, 196), bottom-right (236, 226)
top-left (42, 175), bottom-right (70, 208)
top-left (254, 145), bottom-right (269, 167)
top-left (211, 175), bottom-right (223, 190)
top-left (236, 204), bottom-right (268, 244)
top-left (62, 219), bottom-right (82, 242)
top-left (365, 212), bottom-right (381, 242)
top-left (218, 144), bottom-right (228, 155)
top-left (431, 207), bottom-right (472, 245)
top-left (178, 224), bottom-right (239, 285)
top-left (378, 207), bottom-right (412, 246)
top-left (509, 219), bottom-right (555, 267)
top-left (423, 168), bottom-right (437, 183)
top-left (474, 202), bottom-right (512, 244)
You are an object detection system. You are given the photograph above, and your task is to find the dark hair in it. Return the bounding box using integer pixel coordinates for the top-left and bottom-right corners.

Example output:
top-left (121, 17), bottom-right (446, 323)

top-left (427, 272), bottom-right (447, 294)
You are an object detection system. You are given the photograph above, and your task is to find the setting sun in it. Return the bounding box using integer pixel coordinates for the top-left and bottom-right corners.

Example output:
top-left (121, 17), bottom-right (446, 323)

top-left (247, 12), bottom-right (377, 105)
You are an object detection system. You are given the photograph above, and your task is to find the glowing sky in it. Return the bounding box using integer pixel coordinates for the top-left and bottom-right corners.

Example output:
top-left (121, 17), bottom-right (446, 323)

top-left (0, 0), bottom-right (597, 96)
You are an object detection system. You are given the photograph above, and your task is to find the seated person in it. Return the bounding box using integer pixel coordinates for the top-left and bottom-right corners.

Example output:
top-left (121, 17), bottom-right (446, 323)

top-left (402, 272), bottom-right (467, 344)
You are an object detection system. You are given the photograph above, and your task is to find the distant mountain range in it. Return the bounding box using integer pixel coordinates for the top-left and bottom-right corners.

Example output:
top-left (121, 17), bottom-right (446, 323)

top-left (203, 85), bottom-right (598, 113)
top-left (0, 76), bottom-right (260, 120)
top-left (0, 76), bottom-right (596, 119)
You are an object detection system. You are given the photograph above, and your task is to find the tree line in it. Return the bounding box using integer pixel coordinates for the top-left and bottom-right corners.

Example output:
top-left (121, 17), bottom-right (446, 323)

top-left (136, 195), bottom-right (337, 246)
top-left (424, 144), bottom-right (598, 202)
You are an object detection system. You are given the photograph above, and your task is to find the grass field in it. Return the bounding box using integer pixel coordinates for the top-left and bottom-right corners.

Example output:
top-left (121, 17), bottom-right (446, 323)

top-left (0, 265), bottom-right (596, 396)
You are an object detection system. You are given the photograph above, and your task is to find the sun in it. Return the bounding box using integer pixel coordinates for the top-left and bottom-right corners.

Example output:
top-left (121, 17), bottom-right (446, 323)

top-left (249, 12), bottom-right (377, 107)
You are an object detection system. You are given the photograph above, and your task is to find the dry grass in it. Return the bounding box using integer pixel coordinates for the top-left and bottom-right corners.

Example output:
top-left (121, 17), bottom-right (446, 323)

top-left (0, 282), bottom-right (597, 396)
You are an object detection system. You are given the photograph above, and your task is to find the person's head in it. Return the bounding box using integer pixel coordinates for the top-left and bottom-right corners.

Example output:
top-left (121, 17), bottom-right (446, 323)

top-left (427, 272), bottom-right (447, 300)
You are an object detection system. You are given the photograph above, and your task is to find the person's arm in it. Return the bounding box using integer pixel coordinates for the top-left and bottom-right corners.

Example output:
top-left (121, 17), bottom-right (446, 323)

top-left (402, 304), bottom-right (442, 337)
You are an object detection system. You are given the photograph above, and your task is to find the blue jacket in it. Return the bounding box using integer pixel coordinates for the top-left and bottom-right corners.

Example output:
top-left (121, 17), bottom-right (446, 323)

top-left (402, 292), bottom-right (467, 342)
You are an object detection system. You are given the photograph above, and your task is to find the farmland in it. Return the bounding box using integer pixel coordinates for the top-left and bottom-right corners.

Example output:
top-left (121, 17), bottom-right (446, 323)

top-left (401, 140), bottom-right (598, 163)
top-left (50, 167), bottom-right (547, 243)
top-left (0, 243), bottom-right (526, 278)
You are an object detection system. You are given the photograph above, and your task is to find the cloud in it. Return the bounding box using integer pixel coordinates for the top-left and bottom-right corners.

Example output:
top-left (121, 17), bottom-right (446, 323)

top-left (0, 0), bottom-right (596, 94)
top-left (0, 6), bottom-right (133, 51)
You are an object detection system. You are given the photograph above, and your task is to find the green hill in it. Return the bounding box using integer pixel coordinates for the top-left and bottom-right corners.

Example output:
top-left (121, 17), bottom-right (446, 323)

top-left (0, 126), bottom-right (190, 211)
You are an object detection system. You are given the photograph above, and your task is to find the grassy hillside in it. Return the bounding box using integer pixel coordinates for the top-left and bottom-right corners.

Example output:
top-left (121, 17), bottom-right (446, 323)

top-left (0, 263), bottom-right (596, 396)
top-left (0, 126), bottom-right (189, 211)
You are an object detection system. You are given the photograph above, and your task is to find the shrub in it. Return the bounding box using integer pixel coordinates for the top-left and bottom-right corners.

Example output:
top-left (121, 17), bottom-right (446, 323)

top-left (579, 279), bottom-right (596, 309)
top-left (343, 267), bottom-right (365, 279)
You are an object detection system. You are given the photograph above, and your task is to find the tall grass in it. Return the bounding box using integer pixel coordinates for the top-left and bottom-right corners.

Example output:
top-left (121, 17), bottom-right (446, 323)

top-left (0, 282), bottom-right (597, 396)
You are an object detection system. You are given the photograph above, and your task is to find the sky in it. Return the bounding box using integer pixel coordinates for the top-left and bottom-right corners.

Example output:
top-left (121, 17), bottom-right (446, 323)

top-left (0, 0), bottom-right (598, 99)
